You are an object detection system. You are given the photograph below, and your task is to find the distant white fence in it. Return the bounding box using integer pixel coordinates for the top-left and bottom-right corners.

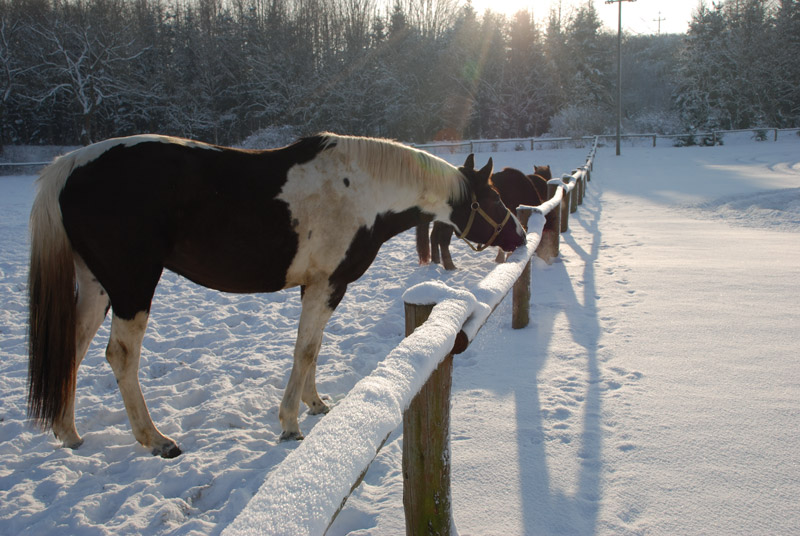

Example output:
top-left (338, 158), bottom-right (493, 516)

top-left (223, 140), bottom-right (598, 536)
top-left (413, 127), bottom-right (800, 156)
top-left (0, 160), bottom-right (51, 174)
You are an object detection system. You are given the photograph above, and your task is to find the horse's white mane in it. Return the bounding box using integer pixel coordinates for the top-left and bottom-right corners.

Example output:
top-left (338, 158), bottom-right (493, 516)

top-left (319, 133), bottom-right (469, 203)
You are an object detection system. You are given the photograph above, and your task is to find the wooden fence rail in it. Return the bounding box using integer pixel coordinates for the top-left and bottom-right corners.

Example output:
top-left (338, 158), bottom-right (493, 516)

top-left (198, 138), bottom-right (596, 536)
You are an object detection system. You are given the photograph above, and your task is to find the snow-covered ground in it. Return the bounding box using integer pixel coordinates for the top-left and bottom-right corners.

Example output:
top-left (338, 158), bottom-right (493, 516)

top-left (1, 135), bottom-right (799, 535)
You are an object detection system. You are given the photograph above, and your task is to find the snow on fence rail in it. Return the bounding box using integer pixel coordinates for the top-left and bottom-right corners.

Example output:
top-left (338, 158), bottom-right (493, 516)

top-left (222, 139), bottom-right (598, 536)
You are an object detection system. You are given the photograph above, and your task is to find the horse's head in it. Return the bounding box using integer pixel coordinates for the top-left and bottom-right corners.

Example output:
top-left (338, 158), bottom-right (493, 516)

top-left (450, 154), bottom-right (526, 253)
top-left (534, 164), bottom-right (552, 180)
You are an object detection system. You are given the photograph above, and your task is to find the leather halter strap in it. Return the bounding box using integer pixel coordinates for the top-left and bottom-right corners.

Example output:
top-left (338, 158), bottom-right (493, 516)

top-left (457, 193), bottom-right (513, 252)
top-left (524, 173), bottom-right (546, 192)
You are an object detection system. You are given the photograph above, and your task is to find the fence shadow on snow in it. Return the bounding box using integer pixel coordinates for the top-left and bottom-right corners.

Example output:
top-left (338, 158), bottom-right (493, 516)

top-left (514, 185), bottom-right (604, 534)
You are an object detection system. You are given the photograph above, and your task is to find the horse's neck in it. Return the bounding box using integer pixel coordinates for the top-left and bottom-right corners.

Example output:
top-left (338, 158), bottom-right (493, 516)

top-left (360, 170), bottom-right (452, 226)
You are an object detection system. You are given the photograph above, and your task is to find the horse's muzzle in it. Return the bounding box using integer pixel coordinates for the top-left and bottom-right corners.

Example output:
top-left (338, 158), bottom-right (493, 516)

top-left (496, 217), bottom-right (527, 252)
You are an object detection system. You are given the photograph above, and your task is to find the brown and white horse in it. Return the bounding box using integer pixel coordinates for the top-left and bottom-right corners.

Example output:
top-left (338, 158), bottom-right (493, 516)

top-left (417, 164), bottom-right (553, 270)
top-left (27, 133), bottom-right (526, 457)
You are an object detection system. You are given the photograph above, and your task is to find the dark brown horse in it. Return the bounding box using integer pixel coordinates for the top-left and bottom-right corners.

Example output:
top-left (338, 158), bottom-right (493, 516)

top-left (417, 164), bottom-right (555, 270)
top-left (525, 164), bottom-right (552, 200)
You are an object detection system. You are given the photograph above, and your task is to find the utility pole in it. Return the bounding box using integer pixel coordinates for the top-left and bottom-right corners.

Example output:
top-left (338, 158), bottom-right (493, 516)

top-left (605, 0), bottom-right (635, 156)
top-left (653, 12), bottom-right (665, 35)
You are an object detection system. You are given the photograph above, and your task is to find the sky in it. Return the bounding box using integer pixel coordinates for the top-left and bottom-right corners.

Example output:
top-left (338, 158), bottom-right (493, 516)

top-left (471, 0), bottom-right (700, 35)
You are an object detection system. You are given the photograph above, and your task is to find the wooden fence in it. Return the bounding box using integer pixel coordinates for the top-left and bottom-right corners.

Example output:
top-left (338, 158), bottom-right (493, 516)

top-left (222, 139), bottom-right (598, 536)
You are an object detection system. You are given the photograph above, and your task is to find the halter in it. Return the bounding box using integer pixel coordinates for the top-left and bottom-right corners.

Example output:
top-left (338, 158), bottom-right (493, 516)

top-left (524, 173), bottom-right (546, 192)
top-left (457, 193), bottom-right (513, 252)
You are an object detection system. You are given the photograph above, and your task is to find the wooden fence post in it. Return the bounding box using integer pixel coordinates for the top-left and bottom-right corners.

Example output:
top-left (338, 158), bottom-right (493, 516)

top-left (537, 180), bottom-right (562, 260)
top-left (577, 170), bottom-right (584, 206)
top-left (403, 303), bottom-right (453, 536)
top-left (569, 172), bottom-right (579, 214)
top-left (512, 207), bottom-right (532, 329)
top-left (560, 178), bottom-right (571, 232)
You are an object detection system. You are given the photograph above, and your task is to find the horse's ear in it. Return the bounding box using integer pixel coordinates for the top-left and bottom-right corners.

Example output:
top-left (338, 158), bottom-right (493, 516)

top-left (477, 157), bottom-right (493, 184)
top-left (463, 154), bottom-right (475, 171)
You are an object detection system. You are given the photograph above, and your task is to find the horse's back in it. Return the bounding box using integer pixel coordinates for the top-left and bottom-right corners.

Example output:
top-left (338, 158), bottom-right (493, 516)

top-left (57, 136), bottom-right (330, 314)
top-left (492, 168), bottom-right (543, 210)
top-left (525, 174), bottom-right (549, 201)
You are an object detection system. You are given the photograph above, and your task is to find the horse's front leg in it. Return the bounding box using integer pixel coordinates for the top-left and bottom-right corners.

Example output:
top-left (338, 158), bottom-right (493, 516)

top-left (279, 283), bottom-right (335, 441)
top-left (434, 222), bottom-right (457, 271)
top-left (302, 351), bottom-right (329, 416)
top-left (430, 224), bottom-right (442, 265)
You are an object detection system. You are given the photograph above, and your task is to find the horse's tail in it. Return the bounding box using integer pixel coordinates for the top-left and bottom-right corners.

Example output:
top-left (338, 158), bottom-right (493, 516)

top-left (27, 153), bottom-right (78, 430)
top-left (416, 223), bottom-right (431, 264)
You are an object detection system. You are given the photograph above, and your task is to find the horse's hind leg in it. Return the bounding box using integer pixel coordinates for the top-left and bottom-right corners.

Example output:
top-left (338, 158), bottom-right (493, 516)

top-left (106, 312), bottom-right (181, 458)
top-left (53, 258), bottom-right (109, 448)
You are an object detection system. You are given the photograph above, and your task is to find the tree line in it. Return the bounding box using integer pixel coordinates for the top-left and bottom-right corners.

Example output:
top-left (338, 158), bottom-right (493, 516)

top-left (1, 0), bottom-right (798, 148)
top-left (677, 0), bottom-right (800, 133)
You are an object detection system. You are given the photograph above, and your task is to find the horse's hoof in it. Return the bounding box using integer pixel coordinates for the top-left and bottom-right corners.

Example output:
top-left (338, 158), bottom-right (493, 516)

top-left (279, 430), bottom-right (304, 442)
top-left (56, 435), bottom-right (83, 450)
top-left (152, 443), bottom-right (182, 458)
top-left (55, 428), bottom-right (84, 450)
top-left (307, 402), bottom-right (330, 416)
top-left (61, 439), bottom-right (83, 450)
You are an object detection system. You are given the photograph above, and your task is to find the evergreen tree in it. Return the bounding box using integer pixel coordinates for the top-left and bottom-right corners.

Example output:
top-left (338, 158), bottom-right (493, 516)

top-left (675, 1), bottom-right (728, 130)
top-left (501, 10), bottom-right (551, 136)
top-left (564, 2), bottom-right (611, 108)
top-left (772, 0), bottom-right (800, 125)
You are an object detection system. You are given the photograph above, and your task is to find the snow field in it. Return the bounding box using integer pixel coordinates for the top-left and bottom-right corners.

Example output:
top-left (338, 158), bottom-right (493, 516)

top-left (1, 137), bottom-right (799, 535)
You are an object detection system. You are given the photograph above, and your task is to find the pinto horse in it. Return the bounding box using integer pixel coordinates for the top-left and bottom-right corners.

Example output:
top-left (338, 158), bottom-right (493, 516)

top-left (417, 164), bottom-right (554, 270)
top-left (27, 133), bottom-right (526, 457)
